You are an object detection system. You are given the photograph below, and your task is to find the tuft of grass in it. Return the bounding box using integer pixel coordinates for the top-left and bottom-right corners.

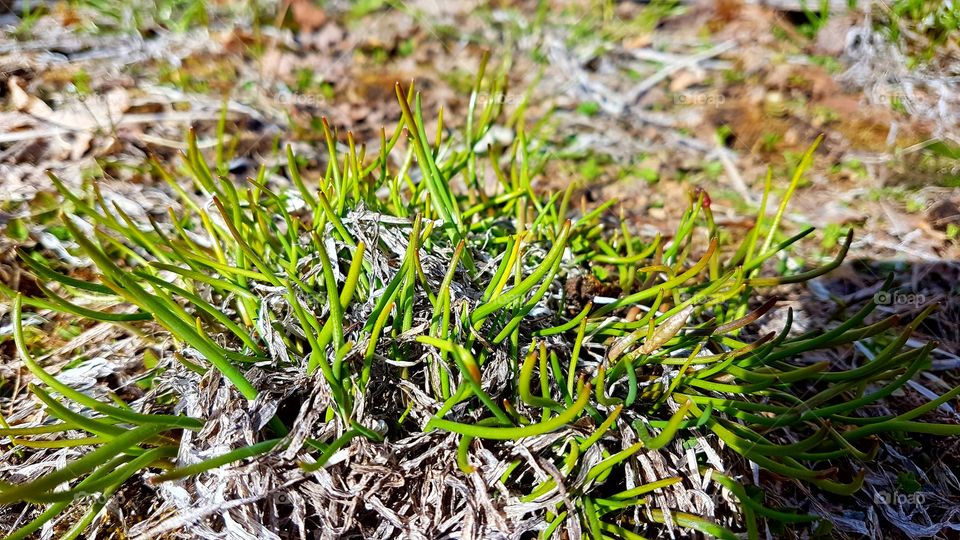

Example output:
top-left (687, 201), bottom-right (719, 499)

top-left (878, 0), bottom-right (960, 62)
top-left (1, 61), bottom-right (958, 539)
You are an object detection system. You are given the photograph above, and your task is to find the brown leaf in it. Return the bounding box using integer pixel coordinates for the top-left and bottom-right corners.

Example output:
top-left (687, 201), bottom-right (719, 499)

top-left (9, 77), bottom-right (130, 131)
top-left (640, 306), bottom-right (693, 355)
top-left (8, 77), bottom-right (54, 118)
top-left (289, 0), bottom-right (327, 34)
top-left (669, 68), bottom-right (706, 93)
top-left (6, 77), bottom-right (130, 159)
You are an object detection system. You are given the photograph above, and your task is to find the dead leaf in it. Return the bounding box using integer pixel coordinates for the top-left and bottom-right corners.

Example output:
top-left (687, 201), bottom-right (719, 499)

top-left (9, 78), bottom-right (54, 118)
top-left (669, 68), bottom-right (706, 93)
top-left (289, 0), bottom-right (327, 34)
top-left (9, 77), bottom-right (130, 131)
top-left (6, 77), bottom-right (130, 159)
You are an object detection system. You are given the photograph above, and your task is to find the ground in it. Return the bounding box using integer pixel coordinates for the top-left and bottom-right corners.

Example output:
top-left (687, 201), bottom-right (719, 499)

top-left (0, 0), bottom-right (959, 538)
